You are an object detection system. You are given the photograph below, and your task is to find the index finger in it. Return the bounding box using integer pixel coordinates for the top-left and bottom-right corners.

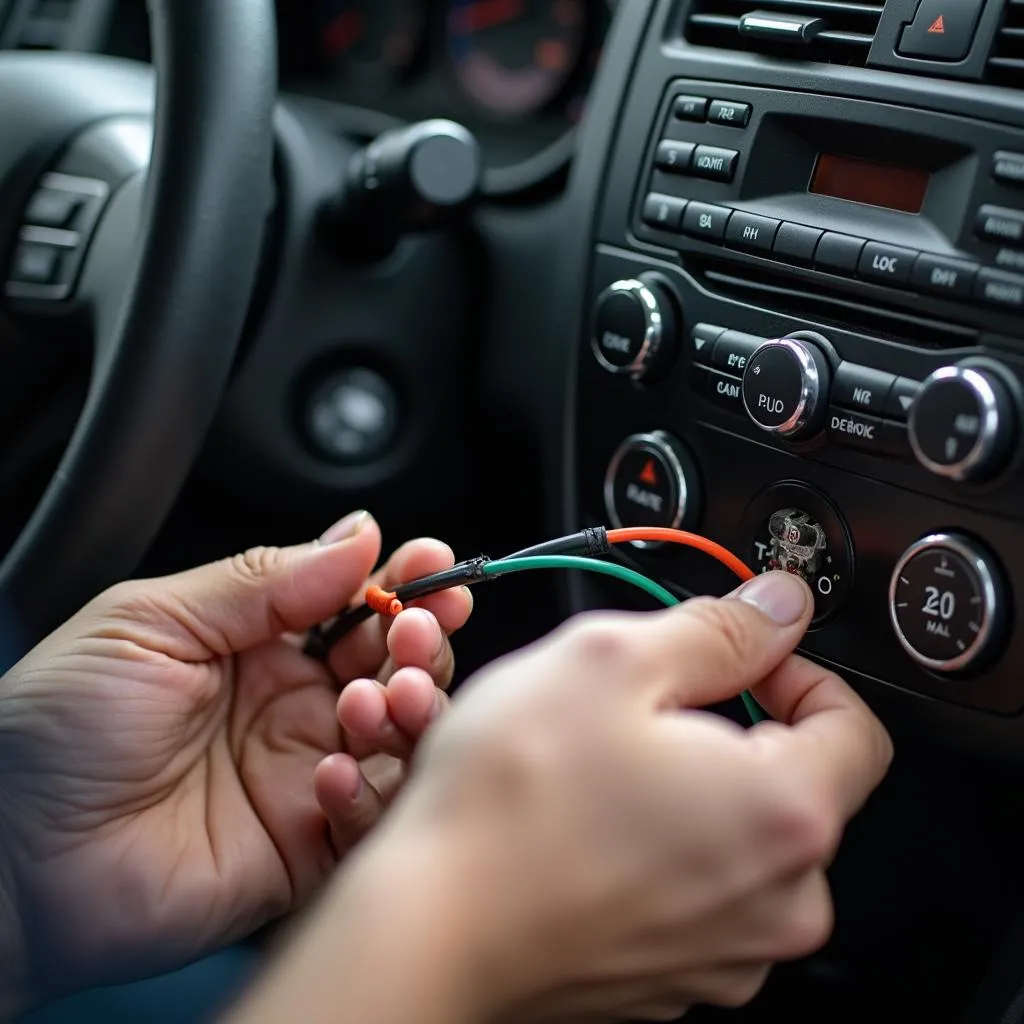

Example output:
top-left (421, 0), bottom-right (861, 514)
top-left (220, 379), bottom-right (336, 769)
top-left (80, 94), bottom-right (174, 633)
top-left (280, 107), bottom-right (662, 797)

top-left (750, 655), bottom-right (894, 823)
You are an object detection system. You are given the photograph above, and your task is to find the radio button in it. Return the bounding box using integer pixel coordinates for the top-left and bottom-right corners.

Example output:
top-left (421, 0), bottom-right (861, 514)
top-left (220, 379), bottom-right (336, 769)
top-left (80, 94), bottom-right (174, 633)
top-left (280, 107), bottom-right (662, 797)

top-left (682, 201), bottom-right (730, 241)
top-left (691, 146), bottom-right (739, 183)
top-left (691, 323), bottom-right (724, 362)
top-left (725, 212), bottom-right (780, 253)
top-left (833, 364), bottom-right (895, 416)
top-left (694, 365), bottom-right (745, 415)
top-left (655, 140), bottom-right (695, 174)
top-left (827, 408), bottom-right (887, 455)
top-left (711, 329), bottom-right (763, 375)
top-left (708, 100), bottom-right (751, 128)
top-left (642, 193), bottom-right (686, 231)
top-left (993, 151), bottom-right (1024, 188)
top-left (995, 247), bottom-right (1024, 272)
top-left (975, 205), bottom-right (1024, 245)
top-left (674, 95), bottom-right (709, 122)
top-left (814, 232), bottom-right (866, 274)
top-left (886, 378), bottom-right (922, 420)
top-left (858, 242), bottom-right (918, 284)
top-left (773, 223), bottom-right (822, 265)
top-left (910, 253), bottom-right (977, 298)
top-left (975, 268), bottom-right (1024, 311)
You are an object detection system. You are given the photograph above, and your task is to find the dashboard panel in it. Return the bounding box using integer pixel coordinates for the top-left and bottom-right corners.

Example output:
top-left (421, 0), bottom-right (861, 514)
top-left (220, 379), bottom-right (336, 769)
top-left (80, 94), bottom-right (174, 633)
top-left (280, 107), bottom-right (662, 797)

top-left (558, 0), bottom-right (1024, 754)
top-left (277, 0), bottom-right (615, 194)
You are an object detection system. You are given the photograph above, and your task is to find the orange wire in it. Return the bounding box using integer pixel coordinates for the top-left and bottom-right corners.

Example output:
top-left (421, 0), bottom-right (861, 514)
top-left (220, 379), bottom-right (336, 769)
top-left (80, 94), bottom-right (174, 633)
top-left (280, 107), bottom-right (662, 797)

top-left (607, 528), bottom-right (755, 583)
top-left (366, 585), bottom-right (403, 616)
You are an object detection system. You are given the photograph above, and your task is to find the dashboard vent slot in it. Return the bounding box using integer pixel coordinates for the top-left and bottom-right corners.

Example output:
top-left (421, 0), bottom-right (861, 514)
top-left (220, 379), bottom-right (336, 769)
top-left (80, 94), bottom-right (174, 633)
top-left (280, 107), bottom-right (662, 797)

top-left (685, 0), bottom-right (886, 66)
top-left (8, 0), bottom-right (78, 49)
top-left (987, 0), bottom-right (1024, 87)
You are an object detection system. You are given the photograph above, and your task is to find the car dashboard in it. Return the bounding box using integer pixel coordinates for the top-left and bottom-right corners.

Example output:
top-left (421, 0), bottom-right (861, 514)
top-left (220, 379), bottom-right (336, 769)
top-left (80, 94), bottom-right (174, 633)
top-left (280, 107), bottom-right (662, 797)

top-left (8, 0), bottom-right (1024, 1021)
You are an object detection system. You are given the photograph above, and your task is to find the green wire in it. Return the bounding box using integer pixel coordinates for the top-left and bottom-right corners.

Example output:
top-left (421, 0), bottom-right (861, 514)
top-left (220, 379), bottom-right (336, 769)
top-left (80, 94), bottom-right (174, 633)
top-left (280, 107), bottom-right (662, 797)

top-left (483, 556), bottom-right (764, 724)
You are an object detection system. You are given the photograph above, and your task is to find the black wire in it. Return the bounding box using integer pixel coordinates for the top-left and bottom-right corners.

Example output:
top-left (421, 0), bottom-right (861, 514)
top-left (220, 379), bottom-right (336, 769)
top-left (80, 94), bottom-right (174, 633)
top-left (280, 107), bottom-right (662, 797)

top-left (303, 529), bottom-right (611, 662)
top-left (304, 556), bottom-right (493, 659)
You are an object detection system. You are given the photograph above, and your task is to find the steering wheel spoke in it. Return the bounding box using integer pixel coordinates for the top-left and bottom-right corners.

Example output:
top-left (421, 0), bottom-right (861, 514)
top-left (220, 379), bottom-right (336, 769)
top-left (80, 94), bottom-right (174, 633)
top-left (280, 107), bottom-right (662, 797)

top-left (0, 2), bottom-right (277, 661)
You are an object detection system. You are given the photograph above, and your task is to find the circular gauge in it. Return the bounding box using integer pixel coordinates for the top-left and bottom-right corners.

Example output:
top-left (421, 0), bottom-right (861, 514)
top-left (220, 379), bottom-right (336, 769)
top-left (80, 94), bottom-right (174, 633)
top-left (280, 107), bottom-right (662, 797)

top-left (447, 0), bottom-right (589, 118)
top-left (317, 0), bottom-right (425, 82)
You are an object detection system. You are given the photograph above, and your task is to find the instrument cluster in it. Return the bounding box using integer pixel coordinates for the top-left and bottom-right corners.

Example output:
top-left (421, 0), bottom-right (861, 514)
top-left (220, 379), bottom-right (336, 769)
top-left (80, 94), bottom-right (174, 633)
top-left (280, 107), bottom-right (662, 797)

top-left (277, 0), bottom-right (614, 193)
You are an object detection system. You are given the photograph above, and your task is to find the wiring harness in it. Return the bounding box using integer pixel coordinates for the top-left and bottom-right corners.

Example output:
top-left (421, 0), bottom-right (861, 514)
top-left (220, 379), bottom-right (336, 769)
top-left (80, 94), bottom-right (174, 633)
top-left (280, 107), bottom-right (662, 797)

top-left (305, 526), bottom-right (764, 723)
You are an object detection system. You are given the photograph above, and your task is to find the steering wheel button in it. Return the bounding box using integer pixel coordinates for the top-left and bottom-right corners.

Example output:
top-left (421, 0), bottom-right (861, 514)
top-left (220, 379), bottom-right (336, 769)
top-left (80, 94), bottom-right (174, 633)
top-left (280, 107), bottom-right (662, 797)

top-left (9, 242), bottom-right (60, 284)
top-left (25, 188), bottom-right (82, 228)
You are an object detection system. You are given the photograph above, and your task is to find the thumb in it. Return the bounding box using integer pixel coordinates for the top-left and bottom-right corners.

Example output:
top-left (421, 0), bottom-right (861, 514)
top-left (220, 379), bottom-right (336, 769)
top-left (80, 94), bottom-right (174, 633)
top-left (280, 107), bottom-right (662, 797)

top-left (638, 571), bottom-right (814, 708)
top-left (104, 511), bottom-right (382, 657)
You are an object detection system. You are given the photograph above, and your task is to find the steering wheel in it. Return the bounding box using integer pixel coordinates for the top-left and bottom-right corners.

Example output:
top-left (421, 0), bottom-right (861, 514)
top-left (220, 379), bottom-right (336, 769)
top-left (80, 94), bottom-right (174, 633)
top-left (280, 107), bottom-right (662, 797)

top-left (0, 0), bottom-right (276, 662)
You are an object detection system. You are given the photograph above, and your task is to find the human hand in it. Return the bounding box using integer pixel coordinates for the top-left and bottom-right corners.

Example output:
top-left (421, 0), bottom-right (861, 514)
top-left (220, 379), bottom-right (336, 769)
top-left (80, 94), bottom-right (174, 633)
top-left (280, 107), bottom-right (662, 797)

top-left (331, 570), bottom-right (893, 1023)
top-left (0, 511), bottom-right (472, 1011)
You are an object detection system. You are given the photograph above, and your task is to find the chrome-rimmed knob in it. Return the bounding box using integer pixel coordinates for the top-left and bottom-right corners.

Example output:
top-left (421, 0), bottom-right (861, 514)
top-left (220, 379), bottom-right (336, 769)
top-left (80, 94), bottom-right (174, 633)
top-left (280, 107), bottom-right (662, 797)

top-left (590, 278), bottom-right (677, 381)
top-left (741, 335), bottom-right (831, 439)
top-left (908, 365), bottom-right (1017, 482)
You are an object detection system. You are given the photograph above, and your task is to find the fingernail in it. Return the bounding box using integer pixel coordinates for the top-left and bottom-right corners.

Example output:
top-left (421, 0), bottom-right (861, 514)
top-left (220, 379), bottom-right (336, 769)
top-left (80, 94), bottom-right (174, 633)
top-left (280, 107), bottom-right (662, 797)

top-left (349, 771), bottom-right (363, 802)
top-left (732, 572), bottom-right (809, 626)
top-left (320, 511), bottom-right (369, 545)
top-left (429, 689), bottom-right (443, 722)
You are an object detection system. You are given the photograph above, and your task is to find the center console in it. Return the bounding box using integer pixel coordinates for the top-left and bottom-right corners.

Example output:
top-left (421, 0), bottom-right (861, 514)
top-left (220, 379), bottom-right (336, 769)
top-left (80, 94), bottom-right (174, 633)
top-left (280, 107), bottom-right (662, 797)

top-left (567, 0), bottom-right (1024, 748)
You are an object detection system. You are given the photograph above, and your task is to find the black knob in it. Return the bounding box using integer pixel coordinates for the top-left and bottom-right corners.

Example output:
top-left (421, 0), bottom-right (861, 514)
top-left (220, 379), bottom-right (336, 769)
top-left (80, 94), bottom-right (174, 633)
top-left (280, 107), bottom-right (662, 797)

top-left (328, 119), bottom-right (482, 260)
top-left (590, 278), bottom-right (678, 381)
top-left (603, 431), bottom-right (700, 544)
top-left (741, 334), bottom-right (831, 439)
top-left (908, 365), bottom-right (1018, 482)
top-left (889, 533), bottom-right (1007, 675)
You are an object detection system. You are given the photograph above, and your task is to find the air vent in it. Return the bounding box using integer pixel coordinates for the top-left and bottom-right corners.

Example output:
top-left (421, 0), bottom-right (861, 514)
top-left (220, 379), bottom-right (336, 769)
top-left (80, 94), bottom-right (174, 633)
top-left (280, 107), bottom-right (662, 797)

top-left (685, 0), bottom-right (886, 67)
top-left (9, 0), bottom-right (78, 49)
top-left (987, 0), bottom-right (1024, 88)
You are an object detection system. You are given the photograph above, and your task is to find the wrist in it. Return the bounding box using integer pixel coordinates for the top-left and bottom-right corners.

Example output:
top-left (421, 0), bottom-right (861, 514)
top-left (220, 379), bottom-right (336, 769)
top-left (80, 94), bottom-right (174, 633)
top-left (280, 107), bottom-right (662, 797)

top-left (226, 822), bottom-right (508, 1024)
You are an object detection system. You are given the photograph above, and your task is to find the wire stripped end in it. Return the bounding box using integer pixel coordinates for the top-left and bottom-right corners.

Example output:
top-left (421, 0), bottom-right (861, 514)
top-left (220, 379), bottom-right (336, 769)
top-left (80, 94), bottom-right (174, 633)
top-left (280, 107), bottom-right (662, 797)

top-left (366, 586), bottom-right (403, 616)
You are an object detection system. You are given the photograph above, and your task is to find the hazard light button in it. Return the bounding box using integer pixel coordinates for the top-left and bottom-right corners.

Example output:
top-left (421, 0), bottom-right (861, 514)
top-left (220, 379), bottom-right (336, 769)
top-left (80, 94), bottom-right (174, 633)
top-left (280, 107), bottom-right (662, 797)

top-left (603, 431), bottom-right (700, 542)
top-left (897, 0), bottom-right (984, 61)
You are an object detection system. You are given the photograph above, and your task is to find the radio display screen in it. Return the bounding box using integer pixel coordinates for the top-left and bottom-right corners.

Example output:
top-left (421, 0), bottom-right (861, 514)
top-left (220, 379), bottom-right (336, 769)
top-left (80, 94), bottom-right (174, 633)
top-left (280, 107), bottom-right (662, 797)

top-left (810, 153), bottom-right (929, 214)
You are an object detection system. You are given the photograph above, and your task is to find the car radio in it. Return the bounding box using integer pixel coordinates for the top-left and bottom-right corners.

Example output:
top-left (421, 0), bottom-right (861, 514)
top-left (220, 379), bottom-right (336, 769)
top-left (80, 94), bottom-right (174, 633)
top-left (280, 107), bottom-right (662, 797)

top-left (632, 80), bottom-right (1024, 332)
top-left (569, 2), bottom-right (1024, 729)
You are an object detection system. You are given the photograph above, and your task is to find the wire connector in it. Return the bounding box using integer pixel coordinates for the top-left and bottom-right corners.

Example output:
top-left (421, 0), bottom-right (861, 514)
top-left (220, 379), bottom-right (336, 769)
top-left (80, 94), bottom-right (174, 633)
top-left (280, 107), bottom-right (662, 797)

top-left (504, 527), bottom-right (610, 561)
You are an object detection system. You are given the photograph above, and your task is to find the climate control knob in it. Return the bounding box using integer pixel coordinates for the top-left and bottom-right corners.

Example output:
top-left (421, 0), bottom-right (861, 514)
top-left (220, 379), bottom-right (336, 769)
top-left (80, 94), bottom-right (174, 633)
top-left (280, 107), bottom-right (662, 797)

top-left (590, 278), bottom-right (677, 381)
top-left (741, 334), bottom-right (832, 439)
top-left (889, 533), bottom-right (1007, 675)
top-left (908, 365), bottom-right (1018, 482)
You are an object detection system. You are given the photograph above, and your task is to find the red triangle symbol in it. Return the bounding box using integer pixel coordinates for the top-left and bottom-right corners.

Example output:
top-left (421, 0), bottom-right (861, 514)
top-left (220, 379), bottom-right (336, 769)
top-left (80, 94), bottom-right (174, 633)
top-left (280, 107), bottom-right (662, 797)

top-left (639, 459), bottom-right (658, 486)
top-left (928, 14), bottom-right (945, 33)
